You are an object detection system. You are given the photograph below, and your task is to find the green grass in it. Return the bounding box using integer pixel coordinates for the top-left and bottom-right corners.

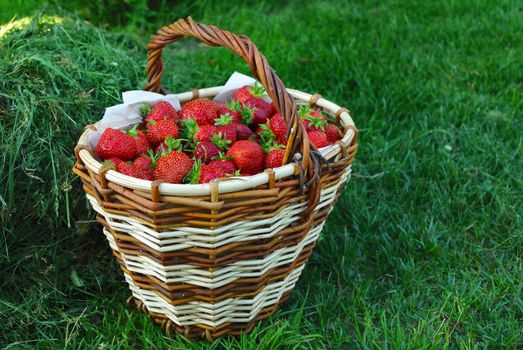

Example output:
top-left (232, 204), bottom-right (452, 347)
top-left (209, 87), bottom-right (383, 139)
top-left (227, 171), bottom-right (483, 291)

top-left (1, 1), bottom-right (522, 348)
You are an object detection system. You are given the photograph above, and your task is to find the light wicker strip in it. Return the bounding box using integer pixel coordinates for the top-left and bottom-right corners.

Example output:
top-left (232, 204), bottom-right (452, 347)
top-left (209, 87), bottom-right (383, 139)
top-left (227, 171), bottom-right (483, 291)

top-left (88, 166), bottom-right (350, 254)
top-left (104, 222), bottom-right (321, 289)
top-left (125, 265), bottom-right (305, 328)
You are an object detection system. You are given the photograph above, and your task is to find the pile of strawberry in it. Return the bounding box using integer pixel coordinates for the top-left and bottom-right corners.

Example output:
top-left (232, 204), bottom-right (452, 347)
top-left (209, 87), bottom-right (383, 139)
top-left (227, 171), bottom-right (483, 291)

top-left (95, 84), bottom-right (342, 184)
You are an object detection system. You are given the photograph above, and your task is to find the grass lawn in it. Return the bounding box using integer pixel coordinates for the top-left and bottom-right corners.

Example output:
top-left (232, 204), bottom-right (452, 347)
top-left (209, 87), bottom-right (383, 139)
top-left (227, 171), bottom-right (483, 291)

top-left (1, 1), bottom-right (522, 348)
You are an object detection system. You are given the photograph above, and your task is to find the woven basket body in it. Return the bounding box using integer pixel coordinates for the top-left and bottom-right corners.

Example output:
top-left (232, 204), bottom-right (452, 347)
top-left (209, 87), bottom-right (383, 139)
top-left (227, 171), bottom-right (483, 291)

top-left (73, 19), bottom-right (357, 340)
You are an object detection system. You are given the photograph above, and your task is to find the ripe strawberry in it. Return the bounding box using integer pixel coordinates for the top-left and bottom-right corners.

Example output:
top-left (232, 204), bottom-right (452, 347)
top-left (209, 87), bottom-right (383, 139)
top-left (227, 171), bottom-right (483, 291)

top-left (154, 100), bottom-right (178, 120)
top-left (180, 98), bottom-right (218, 125)
top-left (144, 100), bottom-right (178, 123)
top-left (307, 131), bottom-right (328, 149)
top-left (194, 124), bottom-right (217, 142)
top-left (199, 164), bottom-right (226, 184)
top-left (300, 119), bottom-right (310, 130)
top-left (96, 128), bottom-right (137, 161)
top-left (269, 113), bottom-right (287, 145)
top-left (298, 105), bottom-right (326, 132)
top-left (234, 123), bottom-right (254, 140)
top-left (244, 97), bottom-right (275, 124)
top-left (127, 125), bottom-right (150, 155)
top-left (208, 153), bottom-right (237, 174)
top-left (185, 160), bottom-right (225, 184)
top-left (214, 114), bottom-right (237, 144)
top-left (154, 151), bottom-right (193, 184)
top-left (116, 162), bottom-right (154, 180)
top-left (194, 141), bottom-right (220, 163)
top-left (146, 119), bottom-right (179, 146)
top-left (133, 156), bottom-right (153, 170)
top-left (216, 125), bottom-right (237, 144)
top-left (265, 149), bottom-right (286, 169)
top-left (233, 83), bottom-right (265, 104)
top-left (226, 140), bottom-right (264, 175)
top-left (325, 124), bottom-right (341, 144)
top-left (217, 102), bottom-right (242, 123)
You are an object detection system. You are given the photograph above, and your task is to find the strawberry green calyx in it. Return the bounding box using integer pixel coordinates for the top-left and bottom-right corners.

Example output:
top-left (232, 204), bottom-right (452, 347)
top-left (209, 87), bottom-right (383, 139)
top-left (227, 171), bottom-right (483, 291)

top-left (248, 82), bottom-right (265, 97)
top-left (212, 152), bottom-right (233, 161)
top-left (226, 99), bottom-right (242, 112)
top-left (184, 159), bottom-right (202, 184)
top-left (126, 124), bottom-right (140, 137)
top-left (101, 160), bottom-right (117, 169)
top-left (298, 104), bottom-right (311, 119)
top-left (140, 104), bottom-right (151, 118)
top-left (307, 115), bottom-right (325, 130)
top-left (233, 169), bottom-right (241, 176)
top-left (164, 136), bottom-right (184, 152)
top-left (240, 105), bottom-right (255, 124)
top-left (258, 123), bottom-right (276, 152)
top-left (147, 149), bottom-right (161, 165)
top-left (214, 114), bottom-right (233, 126)
top-left (210, 132), bottom-right (231, 150)
top-left (179, 118), bottom-right (198, 140)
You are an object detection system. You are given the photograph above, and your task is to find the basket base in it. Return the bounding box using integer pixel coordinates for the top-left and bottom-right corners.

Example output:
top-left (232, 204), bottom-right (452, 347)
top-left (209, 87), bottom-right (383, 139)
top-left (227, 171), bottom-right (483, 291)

top-left (127, 292), bottom-right (292, 341)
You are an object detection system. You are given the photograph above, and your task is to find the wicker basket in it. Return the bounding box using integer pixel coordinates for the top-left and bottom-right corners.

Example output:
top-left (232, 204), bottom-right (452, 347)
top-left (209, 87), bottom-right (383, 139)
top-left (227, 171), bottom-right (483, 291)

top-left (73, 17), bottom-right (358, 340)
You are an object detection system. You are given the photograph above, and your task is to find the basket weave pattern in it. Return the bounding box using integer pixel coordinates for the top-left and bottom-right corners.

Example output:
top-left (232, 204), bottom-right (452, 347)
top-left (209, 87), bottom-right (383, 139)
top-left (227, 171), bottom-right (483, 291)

top-left (73, 18), bottom-right (357, 340)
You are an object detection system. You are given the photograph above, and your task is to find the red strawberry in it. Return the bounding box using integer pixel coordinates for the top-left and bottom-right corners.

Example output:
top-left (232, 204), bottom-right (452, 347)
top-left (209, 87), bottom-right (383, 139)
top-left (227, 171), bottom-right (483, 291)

top-left (300, 119), bottom-right (310, 130)
top-left (265, 149), bottom-right (286, 168)
top-left (214, 114), bottom-right (237, 144)
top-left (116, 162), bottom-right (135, 176)
top-left (154, 101), bottom-right (178, 120)
top-left (133, 156), bottom-right (153, 170)
top-left (146, 119), bottom-right (179, 146)
top-left (307, 131), bottom-right (328, 149)
top-left (194, 141), bottom-right (220, 163)
top-left (198, 164), bottom-right (226, 184)
top-left (234, 123), bottom-right (254, 140)
top-left (145, 100), bottom-right (178, 122)
top-left (216, 125), bottom-right (237, 144)
top-left (244, 97), bottom-right (274, 124)
top-left (116, 162), bottom-right (154, 180)
top-left (127, 125), bottom-right (150, 155)
top-left (325, 124), bottom-right (341, 144)
top-left (226, 140), bottom-right (264, 175)
top-left (269, 113), bottom-right (287, 145)
top-left (154, 151), bottom-right (193, 184)
top-left (208, 153), bottom-right (237, 174)
top-left (180, 98), bottom-right (218, 125)
top-left (96, 128), bottom-right (137, 161)
top-left (195, 125), bottom-right (217, 142)
top-left (298, 105), bottom-right (326, 132)
top-left (233, 83), bottom-right (265, 104)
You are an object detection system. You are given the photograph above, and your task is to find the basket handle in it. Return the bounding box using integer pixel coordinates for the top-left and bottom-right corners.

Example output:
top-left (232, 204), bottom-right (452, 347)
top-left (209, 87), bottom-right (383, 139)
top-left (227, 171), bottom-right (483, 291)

top-left (144, 17), bottom-right (316, 172)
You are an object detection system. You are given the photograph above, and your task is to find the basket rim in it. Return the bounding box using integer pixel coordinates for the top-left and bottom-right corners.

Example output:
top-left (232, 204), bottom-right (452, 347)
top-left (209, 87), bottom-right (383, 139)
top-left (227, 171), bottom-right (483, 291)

top-left (76, 86), bottom-right (356, 196)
